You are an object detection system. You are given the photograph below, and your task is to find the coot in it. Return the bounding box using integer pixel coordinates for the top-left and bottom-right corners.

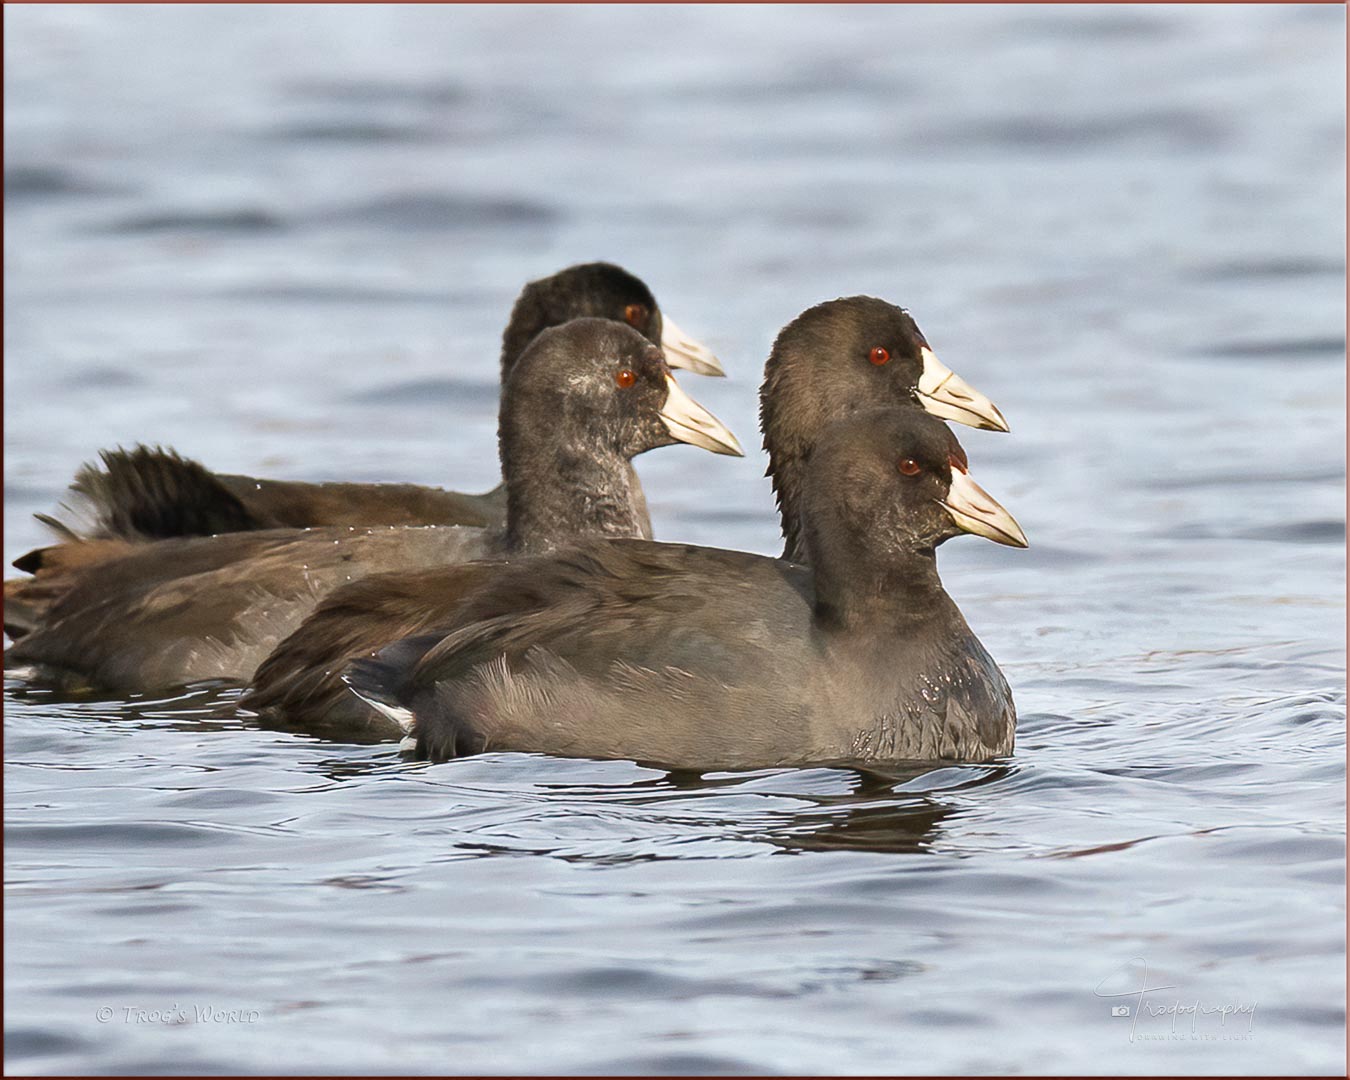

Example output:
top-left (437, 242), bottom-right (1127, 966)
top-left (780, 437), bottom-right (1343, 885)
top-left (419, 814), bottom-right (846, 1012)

top-left (348, 408), bottom-right (1027, 770)
top-left (245, 297), bottom-right (1011, 735)
top-left (42, 262), bottom-right (724, 542)
top-left (4, 320), bottom-right (741, 691)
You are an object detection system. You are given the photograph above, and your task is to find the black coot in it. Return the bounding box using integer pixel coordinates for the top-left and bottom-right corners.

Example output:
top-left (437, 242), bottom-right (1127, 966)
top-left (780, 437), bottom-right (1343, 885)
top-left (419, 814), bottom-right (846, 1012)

top-left (348, 408), bottom-right (1027, 770)
top-left (42, 262), bottom-right (725, 542)
top-left (4, 320), bottom-right (741, 692)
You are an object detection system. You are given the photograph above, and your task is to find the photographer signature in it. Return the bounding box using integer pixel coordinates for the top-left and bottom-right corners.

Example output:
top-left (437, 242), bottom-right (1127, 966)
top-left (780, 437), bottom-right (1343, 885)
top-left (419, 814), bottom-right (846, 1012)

top-left (1094, 958), bottom-right (1257, 1042)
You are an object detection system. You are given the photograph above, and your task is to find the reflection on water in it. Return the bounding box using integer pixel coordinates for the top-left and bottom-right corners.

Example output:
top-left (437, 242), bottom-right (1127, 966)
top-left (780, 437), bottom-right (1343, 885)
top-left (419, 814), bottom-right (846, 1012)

top-left (4, 3), bottom-right (1345, 1075)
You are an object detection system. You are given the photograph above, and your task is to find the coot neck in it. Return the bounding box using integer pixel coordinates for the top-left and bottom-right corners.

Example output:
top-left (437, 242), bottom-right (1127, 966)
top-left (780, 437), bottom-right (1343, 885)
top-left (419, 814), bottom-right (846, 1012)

top-left (500, 419), bottom-right (641, 556)
top-left (808, 533), bottom-right (953, 635)
top-left (759, 343), bottom-right (836, 566)
top-left (772, 444), bottom-right (812, 564)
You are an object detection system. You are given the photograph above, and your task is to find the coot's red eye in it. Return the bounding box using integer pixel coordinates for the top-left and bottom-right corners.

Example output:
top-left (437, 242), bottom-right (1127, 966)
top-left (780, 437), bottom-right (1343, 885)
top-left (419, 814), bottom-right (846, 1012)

top-left (898, 458), bottom-right (921, 476)
top-left (869, 346), bottom-right (890, 366)
top-left (615, 368), bottom-right (637, 388)
top-left (624, 304), bottom-right (648, 328)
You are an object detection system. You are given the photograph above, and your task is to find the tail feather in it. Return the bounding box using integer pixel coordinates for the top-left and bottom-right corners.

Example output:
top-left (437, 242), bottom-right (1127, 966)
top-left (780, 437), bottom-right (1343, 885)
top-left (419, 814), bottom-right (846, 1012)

top-left (30, 514), bottom-right (80, 545)
top-left (343, 657), bottom-right (417, 734)
top-left (56, 445), bottom-right (264, 541)
top-left (342, 632), bottom-right (448, 736)
top-left (8, 445), bottom-right (257, 639)
top-left (4, 575), bottom-right (51, 640)
top-left (4, 537), bottom-right (135, 640)
top-left (12, 543), bottom-right (56, 575)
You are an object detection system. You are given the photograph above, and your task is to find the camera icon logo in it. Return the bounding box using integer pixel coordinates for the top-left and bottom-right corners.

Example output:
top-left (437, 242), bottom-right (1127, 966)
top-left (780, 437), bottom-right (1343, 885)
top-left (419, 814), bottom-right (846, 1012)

top-left (1111, 1006), bottom-right (1131, 1017)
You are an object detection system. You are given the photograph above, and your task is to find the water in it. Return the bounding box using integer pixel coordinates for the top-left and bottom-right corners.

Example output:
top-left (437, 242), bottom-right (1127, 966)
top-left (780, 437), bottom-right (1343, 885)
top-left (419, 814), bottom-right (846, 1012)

top-left (4, 4), bottom-right (1345, 1074)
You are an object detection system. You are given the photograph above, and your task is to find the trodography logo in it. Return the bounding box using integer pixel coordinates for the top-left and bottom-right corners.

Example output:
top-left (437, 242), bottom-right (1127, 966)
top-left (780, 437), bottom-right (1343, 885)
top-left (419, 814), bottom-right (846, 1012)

top-left (1093, 958), bottom-right (1257, 1044)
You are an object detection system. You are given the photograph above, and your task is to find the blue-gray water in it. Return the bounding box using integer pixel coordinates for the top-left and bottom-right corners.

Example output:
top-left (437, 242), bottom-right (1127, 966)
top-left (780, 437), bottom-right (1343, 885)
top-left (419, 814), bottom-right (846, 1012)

top-left (4, 4), bottom-right (1345, 1074)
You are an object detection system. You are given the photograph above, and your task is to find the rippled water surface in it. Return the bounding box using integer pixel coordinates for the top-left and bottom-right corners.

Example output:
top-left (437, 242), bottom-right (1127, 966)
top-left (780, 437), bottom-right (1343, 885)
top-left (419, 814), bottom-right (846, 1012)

top-left (4, 5), bottom-right (1346, 1075)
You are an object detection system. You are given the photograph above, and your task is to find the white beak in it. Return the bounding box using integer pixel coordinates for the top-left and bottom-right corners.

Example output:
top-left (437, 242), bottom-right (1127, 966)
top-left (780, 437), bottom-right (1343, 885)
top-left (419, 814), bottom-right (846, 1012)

top-left (940, 466), bottom-right (1028, 548)
top-left (660, 315), bottom-right (726, 377)
top-left (917, 347), bottom-right (1010, 433)
top-left (659, 374), bottom-right (744, 456)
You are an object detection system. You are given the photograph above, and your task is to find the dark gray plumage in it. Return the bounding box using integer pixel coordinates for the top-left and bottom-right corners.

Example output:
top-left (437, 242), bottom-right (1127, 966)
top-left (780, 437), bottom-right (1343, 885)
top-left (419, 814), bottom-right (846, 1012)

top-left (43, 262), bottom-right (723, 543)
top-left (240, 295), bottom-right (1010, 735)
top-left (347, 409), bottom-right (1028, 771)
top-left (5, 320), bottom-right (740, 692)
top-left (5, 526), bottom-right (494, 691)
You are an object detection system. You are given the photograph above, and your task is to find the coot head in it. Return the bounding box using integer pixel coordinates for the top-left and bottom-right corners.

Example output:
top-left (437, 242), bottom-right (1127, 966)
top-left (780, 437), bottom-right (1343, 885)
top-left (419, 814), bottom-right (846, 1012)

top-left (760, 296), bottom-right (1009, 562)
top-left (504, 317), bottom-right (741, 461)
top-left (802, 408), bottom-right (1025, 631)
top-left (501, 318), bottom-right (741, 552)
top-left (803, 408), bottom-right (1027, 564)
top-left (500, 262), bottom-right (724, 380)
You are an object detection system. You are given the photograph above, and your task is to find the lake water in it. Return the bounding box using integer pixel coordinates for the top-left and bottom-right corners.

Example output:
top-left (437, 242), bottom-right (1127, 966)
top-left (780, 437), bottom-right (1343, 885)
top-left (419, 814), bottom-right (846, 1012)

top-left (4, 4), bottom-right (1345, 1074)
